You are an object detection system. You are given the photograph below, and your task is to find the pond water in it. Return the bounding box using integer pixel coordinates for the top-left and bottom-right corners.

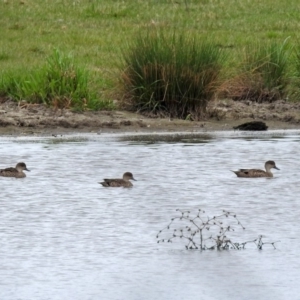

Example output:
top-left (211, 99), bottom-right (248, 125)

top-left (0, 130), bottom-right (300, 300)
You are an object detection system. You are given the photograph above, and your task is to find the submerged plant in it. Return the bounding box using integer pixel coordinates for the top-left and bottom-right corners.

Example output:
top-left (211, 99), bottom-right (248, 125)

top-left (157, 209), bottom-right (278, 250)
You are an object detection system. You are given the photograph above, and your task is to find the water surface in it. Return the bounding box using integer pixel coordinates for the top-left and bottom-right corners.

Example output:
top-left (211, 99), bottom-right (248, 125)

top-left (0, 131), bottom-right (299, 300)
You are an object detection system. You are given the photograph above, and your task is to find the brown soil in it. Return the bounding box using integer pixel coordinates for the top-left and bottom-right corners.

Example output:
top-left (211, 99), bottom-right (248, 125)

top-left (1, 99), bottom-right (300, 135)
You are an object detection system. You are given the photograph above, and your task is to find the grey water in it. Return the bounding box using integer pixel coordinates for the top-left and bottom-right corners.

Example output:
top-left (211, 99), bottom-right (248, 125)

top-left (0, 130), bottom-right (300, 300)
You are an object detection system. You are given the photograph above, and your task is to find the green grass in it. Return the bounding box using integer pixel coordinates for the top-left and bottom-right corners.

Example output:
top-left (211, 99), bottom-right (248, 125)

top-left (1, 0), bottom-right (300, 109)
top-left (0, 49), bottom-right (114, 110)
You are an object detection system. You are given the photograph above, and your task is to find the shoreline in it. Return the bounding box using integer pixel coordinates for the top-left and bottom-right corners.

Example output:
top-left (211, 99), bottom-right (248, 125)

top-left (0, 99), bottom-right (300, 136)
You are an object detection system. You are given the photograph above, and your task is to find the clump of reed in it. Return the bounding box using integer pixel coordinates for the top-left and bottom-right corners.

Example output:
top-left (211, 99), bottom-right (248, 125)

top-left (157, 208), bottom-right (279, 250)
top-left (0, 49), bottom-right (114, 111)
top-left (220, 39), bottom-right (291, 102)
top-left (121, 30), bottom-right (225, 120)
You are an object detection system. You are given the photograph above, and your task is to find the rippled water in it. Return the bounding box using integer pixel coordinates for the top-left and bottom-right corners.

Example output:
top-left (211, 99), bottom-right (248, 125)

top-left (0, 131), bottom-right (300, 300)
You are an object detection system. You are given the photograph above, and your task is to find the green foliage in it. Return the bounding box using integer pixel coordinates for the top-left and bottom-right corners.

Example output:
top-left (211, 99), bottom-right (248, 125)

top-left (0, 49), bottom-right (114, 110)
top-left (44, 49), bottom-right (89, 109)
top-left (0, 72), bottom-right (45, 102)
top-left (87, 96), bottom-right (115, 111)
top-left (121, 30), bottom-right (225, 119)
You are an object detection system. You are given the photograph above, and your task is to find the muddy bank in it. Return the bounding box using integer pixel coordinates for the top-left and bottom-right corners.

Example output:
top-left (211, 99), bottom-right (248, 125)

top-left (0, 99), bottom-right (300, 135)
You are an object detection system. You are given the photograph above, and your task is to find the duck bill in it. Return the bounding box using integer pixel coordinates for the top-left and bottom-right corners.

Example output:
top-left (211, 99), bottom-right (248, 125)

top-left (132, 178), bottom-right (137, 181)
top-left (274, 166), bottom-right (280, 170)
top-left (25, 168), bottom-right (30, 172)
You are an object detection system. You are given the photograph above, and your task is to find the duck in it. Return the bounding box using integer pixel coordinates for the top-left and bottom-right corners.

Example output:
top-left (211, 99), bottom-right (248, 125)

top-left (99, 172), bottom-right (136, 187)
top-left (0, 162), bottom-right (30, 178)
top-left (232, 160), bottom-right (279, 178)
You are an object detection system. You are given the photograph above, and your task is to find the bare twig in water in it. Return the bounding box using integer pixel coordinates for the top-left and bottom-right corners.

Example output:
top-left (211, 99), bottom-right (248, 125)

top-left (157, 209), bottom-right (279, 250)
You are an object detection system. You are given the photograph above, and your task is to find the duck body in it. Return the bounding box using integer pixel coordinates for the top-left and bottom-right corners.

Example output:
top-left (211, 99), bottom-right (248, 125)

top-left (100, 172), bottom-right (136, 187)
top-left (101, 179), bottom-right (133, 187)
top-left (0, 162), bottom-right (30, 178)
top-left (232, 160), bottom-right (279, 178)
top-left (233, 168), bottom-right (273, 178)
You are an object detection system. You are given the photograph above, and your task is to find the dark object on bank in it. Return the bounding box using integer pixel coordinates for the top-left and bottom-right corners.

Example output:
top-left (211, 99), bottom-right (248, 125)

top-left (233, 121), bottom-right (268, 131)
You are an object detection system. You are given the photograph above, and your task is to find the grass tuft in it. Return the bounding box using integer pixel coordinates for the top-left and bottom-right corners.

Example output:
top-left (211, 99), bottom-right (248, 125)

top-left (221, 39), bottom-right (291, 102)
top-left (44, 49), bottom-right (90, 109)
top-left (121, 30), bottom-right (225, 120)
top-left (0, 49), bottom-right (114, 111)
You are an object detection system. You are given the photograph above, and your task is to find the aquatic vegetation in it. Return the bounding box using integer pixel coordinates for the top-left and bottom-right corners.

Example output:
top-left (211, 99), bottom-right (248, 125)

top-left (157, 209), bottom-right (278, 250)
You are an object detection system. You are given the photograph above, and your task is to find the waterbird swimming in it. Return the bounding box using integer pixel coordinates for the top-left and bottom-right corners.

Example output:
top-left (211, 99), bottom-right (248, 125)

top-left (232, 160), bottom-right (279, 178)
top-left (99, 172), bottom-right (136, 187)
top-left (0, 162), bottom-right (30, 178)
